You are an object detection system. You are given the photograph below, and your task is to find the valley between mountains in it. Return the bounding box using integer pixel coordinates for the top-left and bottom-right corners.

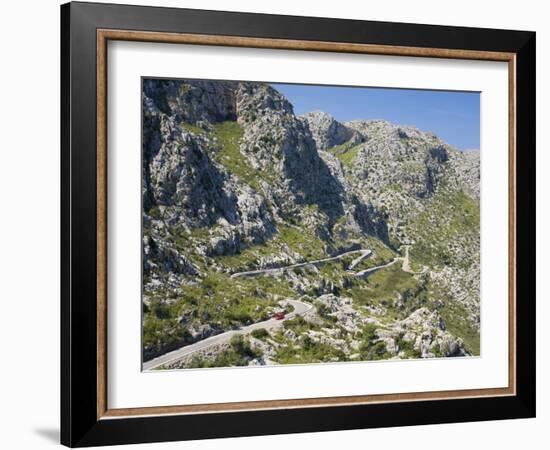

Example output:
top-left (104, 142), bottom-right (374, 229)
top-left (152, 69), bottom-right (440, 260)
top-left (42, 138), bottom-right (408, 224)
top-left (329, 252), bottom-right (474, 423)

top-left (142, 79), bottom-right (480, 369)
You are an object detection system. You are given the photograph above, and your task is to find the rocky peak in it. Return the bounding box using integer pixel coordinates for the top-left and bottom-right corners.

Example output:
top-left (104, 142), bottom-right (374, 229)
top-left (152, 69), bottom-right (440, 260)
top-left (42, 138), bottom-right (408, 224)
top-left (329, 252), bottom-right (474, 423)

top-left (234, 86), bottom-right (347, 220)
top-left (343, 119), bottom-right (479, 199)
top-left (300, 111), bottom-right (363, 151)
top-left (236, 83), bottom-right (294, 119)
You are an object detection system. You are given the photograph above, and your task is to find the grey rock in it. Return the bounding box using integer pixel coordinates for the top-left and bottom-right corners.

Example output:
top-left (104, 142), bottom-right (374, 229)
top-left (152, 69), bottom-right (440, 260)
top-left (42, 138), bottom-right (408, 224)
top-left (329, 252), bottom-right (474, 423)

top-left (300, 111), bottom-right (363, 151)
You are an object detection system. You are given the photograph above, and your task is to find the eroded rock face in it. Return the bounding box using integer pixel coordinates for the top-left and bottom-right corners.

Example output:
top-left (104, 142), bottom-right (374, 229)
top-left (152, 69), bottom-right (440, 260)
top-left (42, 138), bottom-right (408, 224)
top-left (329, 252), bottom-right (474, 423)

top-left (147, 119), bottom-right (238, 225)
top-left (390, 308), bottom-right (468, 358)
top-left (143, 79), bottom-right (238, 124)
top-left (142, 80), bottom-right (391, 291)
top-left (236, 85), bottom-right (346, 220)
top-left (300, 111), bottom-right (363, 151)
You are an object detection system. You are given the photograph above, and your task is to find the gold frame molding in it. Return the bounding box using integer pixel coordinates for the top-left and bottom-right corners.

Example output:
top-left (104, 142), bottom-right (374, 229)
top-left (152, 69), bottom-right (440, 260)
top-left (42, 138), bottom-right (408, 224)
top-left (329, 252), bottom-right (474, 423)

top-left (96, 29), bottom-right (517, 420)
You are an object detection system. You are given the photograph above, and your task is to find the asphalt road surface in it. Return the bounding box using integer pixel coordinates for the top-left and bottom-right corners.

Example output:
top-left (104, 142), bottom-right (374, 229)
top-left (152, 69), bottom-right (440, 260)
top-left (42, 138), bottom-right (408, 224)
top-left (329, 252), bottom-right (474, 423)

top-left (230, 249), bottom-right (371, 279)
top-left (143, 299), bottom-right (312, 371)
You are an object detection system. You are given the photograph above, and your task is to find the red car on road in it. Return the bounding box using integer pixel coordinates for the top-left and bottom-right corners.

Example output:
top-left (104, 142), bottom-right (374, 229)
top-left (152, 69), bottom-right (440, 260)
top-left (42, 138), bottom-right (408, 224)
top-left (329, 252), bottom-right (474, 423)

top-left (273, 312), bottom-right (285, 320)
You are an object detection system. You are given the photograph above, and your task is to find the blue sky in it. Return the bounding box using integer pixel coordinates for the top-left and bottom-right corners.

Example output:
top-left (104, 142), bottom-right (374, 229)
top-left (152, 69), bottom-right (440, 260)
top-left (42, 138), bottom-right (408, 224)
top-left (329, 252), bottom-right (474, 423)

top-left (271, 83), bottom-right (480, 150)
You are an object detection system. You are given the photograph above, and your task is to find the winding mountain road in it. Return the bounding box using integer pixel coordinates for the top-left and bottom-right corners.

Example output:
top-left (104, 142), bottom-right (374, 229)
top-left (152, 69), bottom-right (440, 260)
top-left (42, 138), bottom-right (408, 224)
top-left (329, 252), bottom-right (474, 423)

top-left (401, 245), bottom-right (427, 275)
top-left (228, 244), bottom-right (420, 280)
top-left (143, 299), bottom-right (313, 371)
top-left (230, 249), bottom-right (372, 279)
top-left (350, 257), bottom-right (399, 277)
top-left (348, 250), bottom-right (373, 270)
top-left (348, 245), bottom-right (425, 277)
top-left (143, 245), bottom-right (425, 370)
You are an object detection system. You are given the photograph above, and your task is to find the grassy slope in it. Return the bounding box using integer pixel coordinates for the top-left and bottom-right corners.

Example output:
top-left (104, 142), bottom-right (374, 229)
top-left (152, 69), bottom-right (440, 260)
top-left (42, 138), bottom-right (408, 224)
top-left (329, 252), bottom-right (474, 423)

top-left (327, 141), bottom-right (363, 168)
top-left (406, 188), bottom-right (480, 355)
top-left (211, 121), bottom-right (279, 190)
top-left (408, 188), bottom-right (479, 269)
top-left (180, 122), bottom-right (206, 136)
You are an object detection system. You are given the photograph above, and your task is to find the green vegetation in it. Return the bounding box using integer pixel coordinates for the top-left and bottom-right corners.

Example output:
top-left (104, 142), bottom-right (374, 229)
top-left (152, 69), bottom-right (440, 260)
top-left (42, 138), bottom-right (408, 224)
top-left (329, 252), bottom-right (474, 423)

top-left (314, 301), bottom-right (339, 327)
top-left (215, 224), bottom-right (326, 272)
top-left (347, 264), bottom-right (417, 307)
top-left (211, 121), bottom-right (277, 190)
top-left (360, 323), bottom-right (377, 342)
top-left (212, 121), bottom-right (253, 182)
top-left (358, 323), bottom-right (391, 360)
top-left (278, 225), bottom-right (326, 259)
top-left (186, 335), bottom-right (263, 368)
top-left (328, 141), bottom-right (363, 168)
top-left (178, 84), bottom-right (191, 96)
top-left (439, 300), bottom-right (480, 355)
top-left (251, 328), bottom-right (270, 340)
top-left (273, 333), bottom-right (347, 364)
top-left (395, 333), bottom-right (422, 358)
top-left (398, 276), bottom-right (432, 316)
top-left (350, 239), bottom-right (395, 272)
top-left (142, 272), bottom-right (289, 358)
top-left (386, 183), bottom-right (404, 193)
top-left (189, 273), bottom-right (281, 325)
top-left (402, 160), bottom-right (425, 174)
top-left (409, 189), bottom-right (479, 269)
top-left (318, 261), bottom-right (347, 285)
top-left (179, 122), bottom-right (206, 136)
top-left (214, 240), bottom-right (278, 272)
top-left (283, 315), bottom-right (321, 335)
top-left (143, 302), bottom-right (191, 359)
top-left (148, 206), bottom-right (162, 219)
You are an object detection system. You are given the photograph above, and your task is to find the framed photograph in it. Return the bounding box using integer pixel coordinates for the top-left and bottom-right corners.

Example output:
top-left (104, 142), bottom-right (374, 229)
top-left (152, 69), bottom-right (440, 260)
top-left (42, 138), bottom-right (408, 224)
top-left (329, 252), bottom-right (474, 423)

top-left (61, 1), bottom-right (536, 447)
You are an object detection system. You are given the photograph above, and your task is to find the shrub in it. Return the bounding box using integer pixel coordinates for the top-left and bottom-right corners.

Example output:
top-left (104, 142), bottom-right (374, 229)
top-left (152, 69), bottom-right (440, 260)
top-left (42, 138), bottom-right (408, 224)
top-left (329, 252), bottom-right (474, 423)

top-left (226, 309), bottom-right (252, 324)
top-left (150, 299), bottom-right (170, 319)
top-left (362, 323), bottom-right (378, 343)
top-left (395, 334), bottom-right (422, 358)
top-left (229, 335), bottom-right (258, 358)
top-left (357, 324), bottom-right (392, 361)
top-left (228, 334), bottom-right (241, 347)
top-left (148, 206), bottom-right (161, 219)
top-left (370, 341), bottom-right (389, 360)
top-left (283, 316), bottom-right (320, 334)
top-left (251, 328), bottom-right (269, 340)
top-left (275, 338), bottom-right (347, 364)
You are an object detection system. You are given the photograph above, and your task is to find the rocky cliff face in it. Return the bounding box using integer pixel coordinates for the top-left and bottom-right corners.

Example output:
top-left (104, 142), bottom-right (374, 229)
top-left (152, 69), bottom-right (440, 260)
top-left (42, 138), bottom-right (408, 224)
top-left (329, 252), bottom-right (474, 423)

top-left (142, 80), bottom-right (388, 275)
top-left (142, 79), bottom-right (480, 365)
top-left (300, 111), bottom-right (363, 150)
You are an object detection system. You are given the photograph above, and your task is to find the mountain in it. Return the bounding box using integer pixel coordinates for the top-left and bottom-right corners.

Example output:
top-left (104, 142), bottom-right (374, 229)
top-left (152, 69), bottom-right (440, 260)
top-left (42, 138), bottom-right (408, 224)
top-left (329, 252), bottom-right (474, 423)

top-left (141, 79), bottom-right (480, 368)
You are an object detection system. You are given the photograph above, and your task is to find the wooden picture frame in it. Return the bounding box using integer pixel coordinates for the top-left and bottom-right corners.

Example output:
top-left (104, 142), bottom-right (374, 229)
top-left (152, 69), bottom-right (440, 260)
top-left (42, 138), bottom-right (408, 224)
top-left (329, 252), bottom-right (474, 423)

top-left (61, 1), bottom-right (535, 447)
